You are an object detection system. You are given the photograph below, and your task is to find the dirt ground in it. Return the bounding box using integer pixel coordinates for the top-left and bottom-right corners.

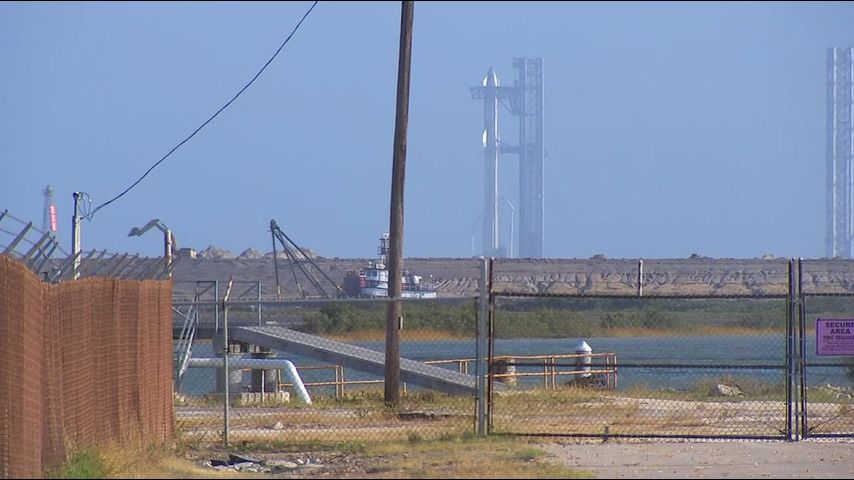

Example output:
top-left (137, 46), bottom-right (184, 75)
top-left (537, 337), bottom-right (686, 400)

top-left (182, 438), bottom-right (854, 479)
top-left (539, 439), bottom-right (854, 479)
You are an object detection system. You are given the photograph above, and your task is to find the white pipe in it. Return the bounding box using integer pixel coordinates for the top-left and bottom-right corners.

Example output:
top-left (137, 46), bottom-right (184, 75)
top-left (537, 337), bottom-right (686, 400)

top-left (187, 357), bottom-right (312, 404)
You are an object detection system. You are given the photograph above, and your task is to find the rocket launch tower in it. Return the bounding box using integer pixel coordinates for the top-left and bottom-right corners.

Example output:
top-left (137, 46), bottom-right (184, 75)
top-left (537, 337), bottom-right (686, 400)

top-left (827, 47), bottom-right (854, 258)
top-left (471, 58), bottom-right (544, 258)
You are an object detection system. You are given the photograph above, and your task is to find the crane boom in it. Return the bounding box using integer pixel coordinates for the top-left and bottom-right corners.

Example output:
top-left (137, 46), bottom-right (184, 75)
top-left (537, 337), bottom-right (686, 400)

top-left (269, 219), bottom-right (343, 299)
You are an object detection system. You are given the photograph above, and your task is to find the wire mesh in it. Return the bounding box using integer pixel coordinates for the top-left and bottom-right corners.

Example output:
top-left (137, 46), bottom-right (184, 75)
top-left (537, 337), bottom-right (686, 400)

top-left (0, 256), bottom-right (174, 479)
top-left (175, 295), bottom-right (481, 446)
top-left (489, 293), bottom-right (792, 439)
top-left (799, 294), bottom-right (854, 438)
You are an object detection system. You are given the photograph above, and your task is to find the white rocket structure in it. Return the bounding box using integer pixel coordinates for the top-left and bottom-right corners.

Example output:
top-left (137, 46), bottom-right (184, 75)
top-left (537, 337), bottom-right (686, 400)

top-left (481, 67), bottom-right (501, 256)
top-left (472, 58), bottom-right (544, 258)
top-left (42, 185), bottom-right (58, 235)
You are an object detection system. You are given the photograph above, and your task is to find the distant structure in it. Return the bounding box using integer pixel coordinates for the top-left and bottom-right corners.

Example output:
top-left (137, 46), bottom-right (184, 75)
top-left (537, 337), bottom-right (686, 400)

top-left (42, 185), bottom-right (58, 235)
top-left (471, 58), bottom-right (544, 258)
top-left (826, 47), bottom-right (854, 258)
top-left (471, 67), bottom-right (502, 257)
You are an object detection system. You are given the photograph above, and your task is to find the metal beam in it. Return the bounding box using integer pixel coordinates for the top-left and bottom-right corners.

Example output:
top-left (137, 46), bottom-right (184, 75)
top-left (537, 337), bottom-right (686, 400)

top-left (231, 325), bottom-right (492, 396)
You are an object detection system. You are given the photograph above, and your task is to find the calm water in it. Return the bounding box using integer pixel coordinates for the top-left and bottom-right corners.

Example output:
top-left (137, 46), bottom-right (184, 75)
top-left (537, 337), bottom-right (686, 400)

top-left (178, 334), bottom-right (851, 395)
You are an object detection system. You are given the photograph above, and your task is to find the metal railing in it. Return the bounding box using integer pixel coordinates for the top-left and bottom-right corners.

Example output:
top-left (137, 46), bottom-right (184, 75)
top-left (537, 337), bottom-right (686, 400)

top-left (0, 209), bottom-right (66, 277)
top-left (490, 353), bottom-right (618, 389)
top-left (274, 353), bottom-right (617, 399)
top-left (1, 209), bottom-right (171, 281)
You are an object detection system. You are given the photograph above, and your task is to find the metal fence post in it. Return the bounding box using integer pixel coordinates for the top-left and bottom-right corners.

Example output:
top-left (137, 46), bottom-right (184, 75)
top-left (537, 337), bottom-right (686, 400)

top-left (797, 257), bottom-right (806, 439)
top-left (786, 258), bottom-right (795, 441)
top-left (476, 257), bottom-right (489, 436)
top-left (71, 192), bottom-right (82, 280)
top-left (222, 277), bottom-right (234, 447)
top-left (215, 280), bottom-right (220, 332)
top-left (486, 257), bottom-right (495, 434)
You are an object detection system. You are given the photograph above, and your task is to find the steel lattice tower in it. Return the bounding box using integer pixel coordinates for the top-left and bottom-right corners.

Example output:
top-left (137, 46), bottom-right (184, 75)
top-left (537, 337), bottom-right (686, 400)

top-left (513, 58), bottom-right (545, 258)
top-left (471, 58), bottom-right (545, 258)
top-left (826, 47), bottom-right (854, 258)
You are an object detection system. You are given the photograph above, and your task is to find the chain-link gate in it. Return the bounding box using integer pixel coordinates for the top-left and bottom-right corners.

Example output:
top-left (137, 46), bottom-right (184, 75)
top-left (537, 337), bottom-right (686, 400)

top-left (798, 261), bottom-right (854, 439)
top-left (486, 259), bottom-right (798, 440)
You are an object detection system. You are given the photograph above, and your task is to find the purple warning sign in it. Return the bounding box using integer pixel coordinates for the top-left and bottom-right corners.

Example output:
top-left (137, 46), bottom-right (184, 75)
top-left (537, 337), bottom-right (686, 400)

top-left (816, 319), bottom-right (854, 356)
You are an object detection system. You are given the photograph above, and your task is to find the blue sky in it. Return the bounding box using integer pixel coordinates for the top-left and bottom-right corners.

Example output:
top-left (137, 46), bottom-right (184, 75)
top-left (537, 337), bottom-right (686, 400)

top-left (2, 1), bottom-right (853, 259)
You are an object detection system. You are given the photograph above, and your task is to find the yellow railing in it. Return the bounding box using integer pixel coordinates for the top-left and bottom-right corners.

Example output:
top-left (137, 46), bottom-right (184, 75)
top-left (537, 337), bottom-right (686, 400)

top-left (275, 352), bottom-right (617, 398)
top-left (491, 352), bottom-right (618, 389)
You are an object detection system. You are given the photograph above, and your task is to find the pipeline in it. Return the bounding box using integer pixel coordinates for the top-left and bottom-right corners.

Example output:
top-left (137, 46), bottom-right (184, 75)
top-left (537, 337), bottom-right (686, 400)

top-left (186, 357), bottom-right (312, 404)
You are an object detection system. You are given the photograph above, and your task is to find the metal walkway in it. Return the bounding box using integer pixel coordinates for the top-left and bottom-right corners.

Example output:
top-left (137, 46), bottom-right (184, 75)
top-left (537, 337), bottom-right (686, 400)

top-left (231, 325), bottom-right (487, 396)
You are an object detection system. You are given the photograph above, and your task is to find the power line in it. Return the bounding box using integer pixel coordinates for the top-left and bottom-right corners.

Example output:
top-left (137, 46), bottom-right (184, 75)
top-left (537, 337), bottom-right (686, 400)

top-left (88, 1), bottom-right (320, 219)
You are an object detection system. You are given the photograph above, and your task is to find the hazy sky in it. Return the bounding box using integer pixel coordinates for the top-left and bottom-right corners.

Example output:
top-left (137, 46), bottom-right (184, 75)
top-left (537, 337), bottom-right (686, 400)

top-left (3, 1), bottom-right (854, 259)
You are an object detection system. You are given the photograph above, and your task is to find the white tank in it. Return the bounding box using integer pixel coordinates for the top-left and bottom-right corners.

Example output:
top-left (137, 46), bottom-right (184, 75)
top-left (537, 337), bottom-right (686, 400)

top-left (575, 340), bottom-right (592, 379)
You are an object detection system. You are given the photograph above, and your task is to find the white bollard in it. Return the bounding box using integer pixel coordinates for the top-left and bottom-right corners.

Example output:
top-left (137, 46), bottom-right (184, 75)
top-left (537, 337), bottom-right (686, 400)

top-left (575, 340), bottom-right (592, 379)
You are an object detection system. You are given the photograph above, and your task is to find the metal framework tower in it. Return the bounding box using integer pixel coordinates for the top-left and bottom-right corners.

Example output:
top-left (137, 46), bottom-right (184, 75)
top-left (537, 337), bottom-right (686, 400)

top-left (513, 58), bottom-right (545, 258)
top-left (826, 47), bottom-right (854, 258)
top-left (471, 58), bottom-right (544, 258)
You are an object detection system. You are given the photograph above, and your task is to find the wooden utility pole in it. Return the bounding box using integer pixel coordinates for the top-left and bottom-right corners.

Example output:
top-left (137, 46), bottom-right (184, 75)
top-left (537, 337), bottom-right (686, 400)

top-left (385, 0), bottom-right (414, 406)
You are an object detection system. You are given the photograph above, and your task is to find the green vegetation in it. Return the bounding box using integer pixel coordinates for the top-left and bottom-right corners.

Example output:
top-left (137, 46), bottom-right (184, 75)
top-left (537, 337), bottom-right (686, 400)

top-left (298, 297), bottom-right (792, 338)
top-left (46, 449), bottom-right (110, 479)
top-left (302, 302), bottom-right (476, 337)
top-left (407, 431), bottom-right (423, 444)
top-left (513, 447), bottom-right (544, 462)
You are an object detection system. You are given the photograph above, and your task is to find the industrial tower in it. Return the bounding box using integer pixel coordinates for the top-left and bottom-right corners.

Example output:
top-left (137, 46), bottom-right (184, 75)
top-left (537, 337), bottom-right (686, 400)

top-left (472, 67), bottom-right (502, 256)
top-left (471, 57), bottom-right (544, 258)
top-left (42, 185), bottom-right (58, 235)
top-left (826, 47), bottom-right (854, 258)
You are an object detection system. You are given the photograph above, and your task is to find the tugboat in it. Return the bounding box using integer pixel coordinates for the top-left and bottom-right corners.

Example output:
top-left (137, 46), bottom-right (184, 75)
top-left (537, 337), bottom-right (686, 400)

top-left (342, 234), bottom-right (437, 299)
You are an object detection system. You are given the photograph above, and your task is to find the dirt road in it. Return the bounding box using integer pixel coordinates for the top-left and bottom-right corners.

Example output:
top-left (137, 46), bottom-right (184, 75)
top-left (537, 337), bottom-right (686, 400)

top-left (540, 439), bottom-right (854, 478)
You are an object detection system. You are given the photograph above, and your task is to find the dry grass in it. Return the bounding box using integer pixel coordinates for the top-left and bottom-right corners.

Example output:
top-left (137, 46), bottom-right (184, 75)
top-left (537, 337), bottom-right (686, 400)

top-left (48, 445), bottom-right (267, 479)
top-left (600, 325), bottom-right (784, 337)
top-left (56, 437), bottom-right (592, 479)
top-left (108, 456), bottom-right (265, 479)
top-left (176, 382), bottom-right (808, 445)
top-left (355, 436), bottom-right (594, 479)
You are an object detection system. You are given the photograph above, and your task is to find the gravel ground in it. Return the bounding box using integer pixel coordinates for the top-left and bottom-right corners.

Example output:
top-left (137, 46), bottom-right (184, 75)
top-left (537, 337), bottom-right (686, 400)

top-left (540, 439), bottom-right (854, 479)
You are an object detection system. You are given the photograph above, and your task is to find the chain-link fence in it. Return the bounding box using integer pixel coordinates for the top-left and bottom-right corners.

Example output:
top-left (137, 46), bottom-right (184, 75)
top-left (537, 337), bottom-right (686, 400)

top-left (798, 258), bottom-right (854, 438)
top-left (171, 257), bottom-right (854, 445)
top-left (486, 257), bottom-right (797, 440)
top-left (485, 258), bottom-right (854, 441)
top-left (799, 293), bottom-right (854, 438)
top-left (174, 288), bottom-right (483, 445)
top-left (487, 293), bottom-right (793, 439)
